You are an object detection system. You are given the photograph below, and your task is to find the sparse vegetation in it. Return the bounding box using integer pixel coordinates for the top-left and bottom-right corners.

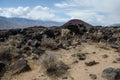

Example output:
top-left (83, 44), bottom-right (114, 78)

top-left (41, 54), bottom-right (69, 77)
top-left (7, 34), bottom-right (23, 47)
top-left (75, 52), bottom-right (87, 60)
top-left (40, 37), bottom-right (57, 49)
top-left (98, 42), bottom-right (110, 50)
top-left (0, 46), bottom-right (13, 61)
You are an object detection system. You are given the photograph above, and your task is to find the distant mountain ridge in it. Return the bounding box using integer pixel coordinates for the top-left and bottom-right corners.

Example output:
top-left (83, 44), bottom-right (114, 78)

top-left (0, 16), bottom-right (64, 29)
top-left (110, 24), bottom-right (120, 27)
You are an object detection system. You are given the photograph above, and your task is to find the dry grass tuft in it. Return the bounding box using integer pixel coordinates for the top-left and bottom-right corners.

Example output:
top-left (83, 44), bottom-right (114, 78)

top-left (98, 42), bottom-right (110, 50)
top-left (40, 37), bottom-right (57, 49)
top-left (40, 54), bottom-right (69, 77)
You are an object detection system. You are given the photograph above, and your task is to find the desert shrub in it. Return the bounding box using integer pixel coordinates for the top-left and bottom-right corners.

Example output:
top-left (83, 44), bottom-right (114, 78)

top-left (98, 42), bottom-right (109, 50)
top-left (76, 52), bottom-right (83, 57)
top-left (112, 33), bottom-right (120, 38)
top-left (40, 37), bottom-right (57, 49)
top-left (40, 54), bottom-right (69, 77)
top-left (0, 46), bottom-right (13, 61)
top-left (61, 29), bottom-right (70, 37)
top-left (73, 52), bottom-right (87, 60)
top-left (8, 34), bottom-right (23, 46)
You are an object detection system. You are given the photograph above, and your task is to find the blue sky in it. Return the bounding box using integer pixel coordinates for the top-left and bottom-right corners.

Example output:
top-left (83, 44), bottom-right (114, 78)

top-left (0, 0), bottom-right (62, 8)
top-left (0, 0), bottom-right (120, 25)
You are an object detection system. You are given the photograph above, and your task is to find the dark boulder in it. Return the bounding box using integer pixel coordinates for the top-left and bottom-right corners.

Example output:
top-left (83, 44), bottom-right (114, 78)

top-left (10, 59), bottom-right (31, 75)
top-left (24, 32), bottom-right (42, 41)
top-left (33, 33), bottom-right (42, 41)
top-left (102, 30), bottom-right (113, 41)
top-left (0, 52), bottom-right (12, 62)
top-left (102, 54), bottom-right (108, 58)
top-left (116, 48), bottom-right (120, 52)
top-left (44, 28), bottom-right (61, 39)
top-left (0, 38), bottom-right (5, 42)
top-left (32, 48), bottom-right (45, 56)
top-left (89, 74), bottom-right (97, 79)
top-left (30, 40), bottom-right (40, 48)
top-left (0, 30), bottom-right (9, 39)
top-left (0, 61), bottom-right (6, 79)
top-left (8, 29), bottom-right (21, 35)
top-left (116, 57), bottom-right (120, 61)
top-left (63, 24), bottom-right (87, 35)
top-left (23, 46), bottom-right (31, 51)
top-left (78, 54), bottom-right (86, 60)
top-left (85, 60), bottom-right (99, 66)
top-left (102, 67), bottom-right (120, 80)
top-left (21, 28), bottom-right (43, 41)
top-left (46, 61), bottom-right (69, 76)
top-left (13, 53), bottom-right (24, 60)
top-left (0, 61), bottom-right (6, 72)
top-left (111, 44), bottom-right (119, 49)
top-left (16, 43), bottom-right (22, 48)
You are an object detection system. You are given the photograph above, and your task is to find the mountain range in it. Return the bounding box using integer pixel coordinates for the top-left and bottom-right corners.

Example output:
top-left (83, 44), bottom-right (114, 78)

top-left (110, 24), bottom-right (120, 27)
top-left (0, 16), bottom-right (120, 29)
top-left (0, 16), bottom-right (63, 29)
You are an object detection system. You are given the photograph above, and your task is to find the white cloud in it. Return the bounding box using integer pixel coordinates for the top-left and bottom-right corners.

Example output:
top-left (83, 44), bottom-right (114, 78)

top-left (0, 5), bottom-right (64, 21)
top-left (55, 2), bottom-right (70, 8)
top-left (0, 7), bottom-right (30, 17)
top-left (67, 10), bottom-right (106, 24)
top-left (26, 6), bottom-right (55, 20)
top-left (55, 0), bottom-right (120, 25)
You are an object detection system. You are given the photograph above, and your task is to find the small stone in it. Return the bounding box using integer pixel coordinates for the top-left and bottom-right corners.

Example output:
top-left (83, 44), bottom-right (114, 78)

top-left (78, 54), bottom-right (86, 60)
top-left (113, 61), bottom-right (117, 63)
top-left (62, 76), bottom-right (68, 79)
top-left (116, 57), bottom-right (120, 61)
top-left (102, 54), bottom-right (108, 58)
top-left (73, 60), bottom-right (78, 64)
top-left (85, 60), bottom-right (99, 66)
top-left (89, 74), bottom-right (97, 79)
top-left (16, 43), bottom-right (22, 48)
top-left (0, 38), bottom-right (5, 42)
top-left (92, 52), bottom-right (96, 54)
top-left (23, 46), bottom-right (30, 51)
top-left (111, 44), bottom-right (119, 49)
top-left (32, 48), bottom-right (45, 56)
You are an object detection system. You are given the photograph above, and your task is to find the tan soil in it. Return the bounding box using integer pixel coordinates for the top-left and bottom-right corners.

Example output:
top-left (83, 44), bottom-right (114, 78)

top-left (8, 42), bottom-right (120, 80)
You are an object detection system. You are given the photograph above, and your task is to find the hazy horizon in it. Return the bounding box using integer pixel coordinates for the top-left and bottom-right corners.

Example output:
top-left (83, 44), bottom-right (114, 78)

top-left (0, 0), bottom-right (120, 26)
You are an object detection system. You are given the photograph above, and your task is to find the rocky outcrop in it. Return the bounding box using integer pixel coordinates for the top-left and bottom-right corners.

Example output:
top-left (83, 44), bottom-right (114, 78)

top-left (102, 67), bottom-right (120, 80)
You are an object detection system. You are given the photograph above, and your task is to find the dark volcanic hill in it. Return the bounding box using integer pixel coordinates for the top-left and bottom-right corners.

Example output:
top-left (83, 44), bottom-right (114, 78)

top-left (61, 19), bottom-right (93, 28)
top-left (61, 19), bottom-right (93, 34)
